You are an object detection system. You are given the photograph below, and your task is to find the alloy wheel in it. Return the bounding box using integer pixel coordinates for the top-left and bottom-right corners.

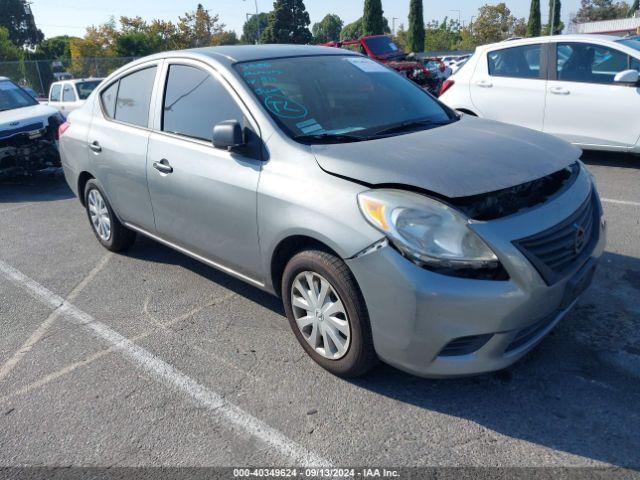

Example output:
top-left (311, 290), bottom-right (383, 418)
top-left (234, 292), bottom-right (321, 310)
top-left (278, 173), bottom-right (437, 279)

top-left (87, 189), bottom-right (111, 242)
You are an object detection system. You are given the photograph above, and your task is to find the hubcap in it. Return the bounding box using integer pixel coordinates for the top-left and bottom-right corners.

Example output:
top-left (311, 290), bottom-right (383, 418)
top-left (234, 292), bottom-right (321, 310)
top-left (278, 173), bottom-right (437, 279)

top-left (291, 271), bottom-right (351, 360)
top-left (87, 189), bottom-right (111, 241)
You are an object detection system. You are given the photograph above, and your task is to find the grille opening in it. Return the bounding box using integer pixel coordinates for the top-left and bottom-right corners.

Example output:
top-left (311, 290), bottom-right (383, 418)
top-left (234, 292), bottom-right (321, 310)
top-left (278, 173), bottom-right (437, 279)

top-left (513, 191), bottom-right (599, 285)
top-left (439, 334), bottom-right (493, 357)
top-left (449, 163), bottom-right (579, 221)
top-left (506, 313), bottom-right (557, 353)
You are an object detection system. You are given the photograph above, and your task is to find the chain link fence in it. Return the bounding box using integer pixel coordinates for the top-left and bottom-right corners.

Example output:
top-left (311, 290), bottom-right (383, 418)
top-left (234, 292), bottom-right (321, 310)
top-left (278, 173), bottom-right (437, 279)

top-left (0, 57), bottom-right (139, 96)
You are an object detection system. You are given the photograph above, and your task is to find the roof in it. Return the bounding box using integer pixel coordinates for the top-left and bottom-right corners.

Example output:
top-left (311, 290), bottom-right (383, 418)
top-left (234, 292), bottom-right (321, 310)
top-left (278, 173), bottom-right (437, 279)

top-left (569, 17), bottom-right (640, 34)
top-left (0, 76), bottom-right (8, 81)
top-left (480, 33), bottom-right (623, 49)
top-left (191, 44), bottom-right (357, 64)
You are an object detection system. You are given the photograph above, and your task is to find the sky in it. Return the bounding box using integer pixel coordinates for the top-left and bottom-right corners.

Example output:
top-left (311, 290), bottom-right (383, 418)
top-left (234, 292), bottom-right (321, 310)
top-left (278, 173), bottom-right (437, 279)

top-left (30, 0), bottom-right (583, 41)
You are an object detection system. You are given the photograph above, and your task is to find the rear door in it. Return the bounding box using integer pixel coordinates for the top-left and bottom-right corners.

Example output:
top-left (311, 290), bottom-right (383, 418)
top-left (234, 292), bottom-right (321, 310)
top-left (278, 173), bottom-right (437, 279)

top-left (543, 41), bottom-right (640, 149)
top-left (86, 62), bottom-right (160, 231)
top-left (146, 60), bottom-right (263, 281)
top-left (470, 42), bottom-right (547, 131)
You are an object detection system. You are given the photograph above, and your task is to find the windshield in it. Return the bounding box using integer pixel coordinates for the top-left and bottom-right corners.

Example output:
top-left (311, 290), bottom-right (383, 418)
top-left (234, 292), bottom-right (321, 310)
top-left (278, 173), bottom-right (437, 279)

top-left (236, 55), bottom-right (455, 143)
top-left (76, 80), bottom-right (102, 100)
top-left (617, 37), bottom-right (640, 54)
top-left (0, 80), bottom-right (38, 111)
top-left (364, 36), bottom-right (402, 57)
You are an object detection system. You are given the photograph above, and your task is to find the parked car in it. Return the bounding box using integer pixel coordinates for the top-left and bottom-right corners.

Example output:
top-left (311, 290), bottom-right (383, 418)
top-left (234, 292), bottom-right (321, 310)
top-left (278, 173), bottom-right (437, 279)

top-left (59, 46), bottom-right (605, 378)
top-left (48, 78), bottom-right (103, 115)
top-left (440, 34), bottom-right (640, 153)
top-left (322, 35), bottom-right (439, 95)
top-left (0, 77), bottom-right (63, 179)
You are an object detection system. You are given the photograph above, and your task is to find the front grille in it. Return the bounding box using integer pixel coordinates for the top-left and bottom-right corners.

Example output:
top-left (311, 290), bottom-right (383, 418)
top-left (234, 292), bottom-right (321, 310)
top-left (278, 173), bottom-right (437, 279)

top-left (505, 312), bottom-right (557, 353)
top-left (439, 334), bottom-right (493, 357)
top-left (513, 191), bottom-right (599, 285)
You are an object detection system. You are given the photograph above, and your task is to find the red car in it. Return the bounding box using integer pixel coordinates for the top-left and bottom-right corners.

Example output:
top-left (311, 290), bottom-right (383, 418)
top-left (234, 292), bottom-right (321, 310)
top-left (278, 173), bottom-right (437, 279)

top-left (322, 35), bottom-right (439, 94)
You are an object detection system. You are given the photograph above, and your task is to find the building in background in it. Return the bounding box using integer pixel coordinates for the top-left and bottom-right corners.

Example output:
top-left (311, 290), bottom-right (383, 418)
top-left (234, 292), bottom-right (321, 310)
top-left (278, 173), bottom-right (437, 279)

top-left (568, 13), bottom-right (640, 36)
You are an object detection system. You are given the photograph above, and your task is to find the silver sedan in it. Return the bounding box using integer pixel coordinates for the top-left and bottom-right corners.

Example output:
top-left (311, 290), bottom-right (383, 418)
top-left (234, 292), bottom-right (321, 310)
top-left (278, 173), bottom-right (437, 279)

top-left (59, 45), bottom-right (605, 378)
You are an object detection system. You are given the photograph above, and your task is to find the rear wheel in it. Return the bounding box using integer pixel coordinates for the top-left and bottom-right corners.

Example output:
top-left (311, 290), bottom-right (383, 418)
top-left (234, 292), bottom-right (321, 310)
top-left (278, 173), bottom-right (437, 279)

top-left (282, 250), bottom-right (378, 377)
top-left (84, 179), bottom-right (136, 252)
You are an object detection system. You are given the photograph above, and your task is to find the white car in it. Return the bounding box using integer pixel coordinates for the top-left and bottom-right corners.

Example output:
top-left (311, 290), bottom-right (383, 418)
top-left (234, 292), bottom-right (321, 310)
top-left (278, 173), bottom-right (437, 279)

top-left (440, 35), bottom-right (640, 153)
top-left (48, 78), bottom-right (103, 115)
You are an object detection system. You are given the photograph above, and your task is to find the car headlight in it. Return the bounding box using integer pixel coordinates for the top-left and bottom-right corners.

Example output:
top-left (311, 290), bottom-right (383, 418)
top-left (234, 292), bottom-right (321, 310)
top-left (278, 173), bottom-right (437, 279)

top-left (358, 189), bottom-right (499, 270)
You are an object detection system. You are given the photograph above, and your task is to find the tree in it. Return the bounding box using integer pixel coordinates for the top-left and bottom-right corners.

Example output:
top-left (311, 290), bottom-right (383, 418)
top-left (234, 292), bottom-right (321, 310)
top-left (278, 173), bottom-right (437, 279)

top-left (340, 17), bottom-right (390, 40)
top-left (312, 14), bottom-right (343, 44)
top-left (211, 30), bottom-right (239, 46)
top-left (472, 3), bottom-right (525, 45)
top-left (630, 0), bottom-right (640, 15)
top-left (545, 0), bottom-right (563, 34)
top-left (573, 0), bottom-right (630, 24)
top-left (0, 26), bottom-right (22, 61)
top-left (241, 12), bottom-right (269, 44)
top-left (393, 24), bottom-right (408, 51)
top-left (424, 18), bottom-right (461, 52)
top-left (37, 36), bottom-right (75, 60)
top-left (362, 0), bottom-right (385, 36)
top-left (261, 0), bottom-right (312, 44)
top-left (407, 0), bottom-right (425, 53)
top-left (527, 0), bottom-right (542, 36)
top-left (177, 4), bottom-right (225, 48)
top-left (0, 0), bottom-right (43, 47)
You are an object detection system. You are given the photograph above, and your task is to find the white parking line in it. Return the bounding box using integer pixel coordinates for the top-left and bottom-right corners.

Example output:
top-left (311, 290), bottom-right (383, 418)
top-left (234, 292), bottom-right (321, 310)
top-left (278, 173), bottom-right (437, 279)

top-left (602, 198), bottom-right (640, 207)
top-left (0, 259), bottom-right (330, 467)
top-left (0, 253), bottom-right (112, 381)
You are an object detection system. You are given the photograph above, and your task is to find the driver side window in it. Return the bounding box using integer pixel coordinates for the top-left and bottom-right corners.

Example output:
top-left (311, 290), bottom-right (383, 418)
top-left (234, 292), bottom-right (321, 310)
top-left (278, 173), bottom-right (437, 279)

top-left (162, 64), bottom-right (244, 142)
top-left (557, 43), bottom-right (631, 84)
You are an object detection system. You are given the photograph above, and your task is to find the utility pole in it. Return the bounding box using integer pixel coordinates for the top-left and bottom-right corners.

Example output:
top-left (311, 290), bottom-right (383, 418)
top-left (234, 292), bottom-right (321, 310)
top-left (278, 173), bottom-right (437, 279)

top-left (243, 0), bottom-right (261, 44)
top-left (550, 0), bottom-right (557, 36)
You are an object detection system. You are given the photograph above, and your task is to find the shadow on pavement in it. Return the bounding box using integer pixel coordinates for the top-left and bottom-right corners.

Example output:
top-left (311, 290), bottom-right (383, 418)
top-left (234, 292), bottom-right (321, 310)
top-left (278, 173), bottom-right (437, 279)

top-left (581, 150), bottom-right (640, 169)
top-left (0, 169), bottom-right (74, 204)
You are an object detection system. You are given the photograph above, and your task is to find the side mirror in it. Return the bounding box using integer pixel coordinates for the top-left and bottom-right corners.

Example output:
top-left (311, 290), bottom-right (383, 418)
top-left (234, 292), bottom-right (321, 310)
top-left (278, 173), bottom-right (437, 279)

top-left (212, 120), bottom-right (245, 151)
top-left (614, 69), bottom-right (640, 85)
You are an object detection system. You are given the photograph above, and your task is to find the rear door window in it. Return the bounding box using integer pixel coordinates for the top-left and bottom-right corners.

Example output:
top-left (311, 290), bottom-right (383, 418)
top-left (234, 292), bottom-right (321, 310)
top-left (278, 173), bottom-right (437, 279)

top-left (62, 84), bottom-right (76, 102)
top-left (50, 84), bottom-right (62, 102)
top-left (162, 64), bottom-right (244, 141)
top-left (557, 43), bottom-right (630, 84)
top-left (114, 67), bottom-right (157, 127)
top-left (488, 44), bottom-right (542, 79)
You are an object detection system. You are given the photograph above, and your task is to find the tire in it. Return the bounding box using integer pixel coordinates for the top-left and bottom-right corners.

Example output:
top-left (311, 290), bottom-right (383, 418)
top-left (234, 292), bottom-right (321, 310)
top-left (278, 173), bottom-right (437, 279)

top-left (84, 179), bottom-right (136, 252)
top-left (282, 249), bottom-right (378, 378)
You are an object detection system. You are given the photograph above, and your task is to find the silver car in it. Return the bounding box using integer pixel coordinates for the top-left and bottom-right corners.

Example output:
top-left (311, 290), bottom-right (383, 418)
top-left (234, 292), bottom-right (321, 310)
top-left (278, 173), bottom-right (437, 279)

top-left (59, 46), bottom-right (606, 378)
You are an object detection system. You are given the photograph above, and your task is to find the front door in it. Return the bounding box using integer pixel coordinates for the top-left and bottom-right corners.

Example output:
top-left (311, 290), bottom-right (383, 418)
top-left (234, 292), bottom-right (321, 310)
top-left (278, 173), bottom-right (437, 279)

top-left (544, 41), bottom-right (640, 149)
top-left (146, 61), bottom-right (262, 281)
top-left (471, 43), bottom-right (547, 131)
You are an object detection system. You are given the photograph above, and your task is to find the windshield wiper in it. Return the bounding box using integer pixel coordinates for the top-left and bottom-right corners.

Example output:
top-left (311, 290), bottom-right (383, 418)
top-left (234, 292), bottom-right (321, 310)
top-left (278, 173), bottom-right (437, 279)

top-left (372, 119), bottom-right (451, 138)
top-left (294, 133), bottom-right (370, 144)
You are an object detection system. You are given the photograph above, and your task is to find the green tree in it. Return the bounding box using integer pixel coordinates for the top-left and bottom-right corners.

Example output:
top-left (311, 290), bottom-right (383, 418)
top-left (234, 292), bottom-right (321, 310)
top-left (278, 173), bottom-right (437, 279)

top-left (312, 14), bottom-right (343, 44)
top-left (473, 3), bottom-right (525, 44)
top-left (630, 0), bottom-right (640, 15)
top-left (261, 0), bottom-right (312, 44)
top-left (0, 26), bottom-right (22, 61)
top-left (0, 0), bottom-right (43, 47)
top-left (545, 0), bottom-right (563, 34)
top-left (527, 0), bottom-right (542, 36)
top-left (362, 0), bottom-right (385, 36)
top-left (241, 12), bottom-right (269, 44)
top-left (393, 24), bottom-right (408, 51)
top-left (211, 30), bottom-right (239, 45)
top-left (340, 17), bottom-right (390, 40)
top-left (407, 0), bottom-right (425, 53)
top-left (37, 36), bottom-right (75, 60)
top-left (573, 0), bottom-right (630, 24)
top-left (424, 18), bottom-right (461, 52)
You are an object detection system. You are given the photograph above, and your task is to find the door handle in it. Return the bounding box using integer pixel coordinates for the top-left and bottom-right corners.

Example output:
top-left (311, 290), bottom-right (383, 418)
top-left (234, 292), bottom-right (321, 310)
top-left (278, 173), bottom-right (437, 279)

top-left (88, 141), bottom-right (102, 153)
top-left (550, 87), bottom-right (570, 95)
top-left (153, 159), bottom-right (173, 174)
top-left (476, 80), bottom-right (493, 88)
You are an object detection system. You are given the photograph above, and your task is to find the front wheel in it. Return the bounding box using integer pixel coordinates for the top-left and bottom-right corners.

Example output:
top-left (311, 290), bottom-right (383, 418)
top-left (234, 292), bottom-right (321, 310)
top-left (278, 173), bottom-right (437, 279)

top-left (84, 179), bottom-right (136, 252)
top-left (282, 250), bottom-right (378, 378)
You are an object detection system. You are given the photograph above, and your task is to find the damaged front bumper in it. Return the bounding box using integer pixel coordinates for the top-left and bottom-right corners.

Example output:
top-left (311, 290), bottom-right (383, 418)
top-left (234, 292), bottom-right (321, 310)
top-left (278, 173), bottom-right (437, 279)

top-left (0, 118), bottom-right (62, 179)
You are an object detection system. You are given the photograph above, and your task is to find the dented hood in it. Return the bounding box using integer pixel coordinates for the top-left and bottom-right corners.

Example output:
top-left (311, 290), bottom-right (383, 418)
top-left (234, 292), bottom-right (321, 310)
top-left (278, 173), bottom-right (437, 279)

top-left (312, 116), bottom-right (582, 199)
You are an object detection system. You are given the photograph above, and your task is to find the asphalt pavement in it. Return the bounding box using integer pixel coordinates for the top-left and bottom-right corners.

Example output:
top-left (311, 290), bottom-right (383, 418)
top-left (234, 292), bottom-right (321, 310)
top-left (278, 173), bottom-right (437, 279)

top-left (0, 153), bottom-right (639, 473)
